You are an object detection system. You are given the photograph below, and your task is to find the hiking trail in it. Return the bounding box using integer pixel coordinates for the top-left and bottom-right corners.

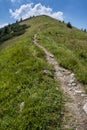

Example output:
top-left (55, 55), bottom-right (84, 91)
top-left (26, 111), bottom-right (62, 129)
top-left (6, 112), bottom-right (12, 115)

top-left (33, 34), bottom-right (87, 130)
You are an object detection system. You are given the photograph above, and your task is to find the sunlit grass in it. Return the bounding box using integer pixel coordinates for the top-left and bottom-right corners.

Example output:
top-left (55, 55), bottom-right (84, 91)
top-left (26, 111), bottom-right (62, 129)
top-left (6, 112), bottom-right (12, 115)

top-left (0, 29), bottom-right (64, 129)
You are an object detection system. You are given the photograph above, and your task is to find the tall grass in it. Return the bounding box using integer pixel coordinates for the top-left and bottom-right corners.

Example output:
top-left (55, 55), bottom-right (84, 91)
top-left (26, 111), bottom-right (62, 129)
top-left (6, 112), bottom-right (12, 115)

top-left (0, 36), bottom-right (64, 129)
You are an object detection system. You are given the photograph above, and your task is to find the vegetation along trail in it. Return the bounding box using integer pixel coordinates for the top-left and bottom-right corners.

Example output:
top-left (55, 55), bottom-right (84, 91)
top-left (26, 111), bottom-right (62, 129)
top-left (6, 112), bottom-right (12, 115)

top-left (33, 34), bottom-right (87, 130)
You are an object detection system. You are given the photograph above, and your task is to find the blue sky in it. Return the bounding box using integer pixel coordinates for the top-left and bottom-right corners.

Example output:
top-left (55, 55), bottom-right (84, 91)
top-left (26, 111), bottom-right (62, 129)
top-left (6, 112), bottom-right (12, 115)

top-left (0, 0), bottom-right (87, 29)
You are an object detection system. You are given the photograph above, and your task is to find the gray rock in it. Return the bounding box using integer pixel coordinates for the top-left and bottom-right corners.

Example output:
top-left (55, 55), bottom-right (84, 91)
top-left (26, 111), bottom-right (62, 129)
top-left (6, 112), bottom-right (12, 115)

top-left (68, 83), bottom-right (72, 87)
top-left (71, 82), bottom-right (77, 86)
top-left (20, 102), bottom-right (25, 112)
top-left (70, 73), bottom-right (75, 78)
top-left (83, 103), bottom-right (87, 114)
top-left (69, 88), bottom-right (72, 91)
top-left (56, 72), bottom-right (63, 77)
top-left (69, 79), bottom-right (75, 84)
top-left (49, 54), bottom-right (54, 58)
top-left (81, 94), bottom-right (86, 97)
top-left (75, 90), bottom-right (82, 94)
top-left (58, 68), bottom-right (67, 72)
top-left (43, 70), bottom-right (51, 75)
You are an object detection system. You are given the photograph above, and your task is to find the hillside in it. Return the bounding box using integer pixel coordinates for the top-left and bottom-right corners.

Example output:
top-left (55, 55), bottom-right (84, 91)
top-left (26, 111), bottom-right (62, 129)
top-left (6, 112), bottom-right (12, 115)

top-left (0, 15), bottom-right (87, 130)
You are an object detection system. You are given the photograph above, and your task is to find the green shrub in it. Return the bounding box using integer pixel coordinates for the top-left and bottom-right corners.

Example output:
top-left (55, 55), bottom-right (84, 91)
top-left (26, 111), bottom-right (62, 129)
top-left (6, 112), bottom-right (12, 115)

top-left (67, 22), bottom-right (72, 28)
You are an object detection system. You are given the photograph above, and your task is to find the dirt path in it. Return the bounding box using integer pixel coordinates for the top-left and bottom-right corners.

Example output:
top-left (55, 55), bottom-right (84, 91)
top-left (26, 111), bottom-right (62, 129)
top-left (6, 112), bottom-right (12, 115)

top-left (33, 34), bottom-right (87, 130)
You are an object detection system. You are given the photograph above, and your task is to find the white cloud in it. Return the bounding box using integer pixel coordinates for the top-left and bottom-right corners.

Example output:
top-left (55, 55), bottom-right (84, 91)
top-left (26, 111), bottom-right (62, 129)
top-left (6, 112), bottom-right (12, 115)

top-left (0, 23), bottom-right (8, 28)
top-left (9, 3), bottom-right (64, 21)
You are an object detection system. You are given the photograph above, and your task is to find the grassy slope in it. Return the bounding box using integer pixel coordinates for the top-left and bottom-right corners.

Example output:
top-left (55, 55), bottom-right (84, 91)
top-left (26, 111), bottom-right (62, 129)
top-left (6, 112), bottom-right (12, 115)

top-left (0, 16), bottom-right (64, 130)
top-left (36, 16), bottom-right (87, 88)
top-left (0, 15), bottom-right (87, 130)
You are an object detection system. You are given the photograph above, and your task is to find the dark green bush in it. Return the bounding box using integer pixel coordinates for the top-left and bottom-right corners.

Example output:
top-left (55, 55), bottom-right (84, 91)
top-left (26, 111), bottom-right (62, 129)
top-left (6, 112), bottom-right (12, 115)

top-left (67, 22), bottom-right (72, 28)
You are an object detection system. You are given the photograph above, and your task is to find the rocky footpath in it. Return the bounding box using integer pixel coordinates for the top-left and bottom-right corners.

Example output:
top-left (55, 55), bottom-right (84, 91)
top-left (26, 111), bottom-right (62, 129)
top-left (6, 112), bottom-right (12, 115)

top-left (33, 34), bottom-right (87, 130)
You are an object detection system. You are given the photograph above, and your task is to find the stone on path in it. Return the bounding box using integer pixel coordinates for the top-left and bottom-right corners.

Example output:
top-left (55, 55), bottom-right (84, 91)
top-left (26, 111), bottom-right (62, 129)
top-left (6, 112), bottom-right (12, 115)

top-left (49, 54), bottom-right (54, 58)
top-left (83, 103), bottom-right (87, 114)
